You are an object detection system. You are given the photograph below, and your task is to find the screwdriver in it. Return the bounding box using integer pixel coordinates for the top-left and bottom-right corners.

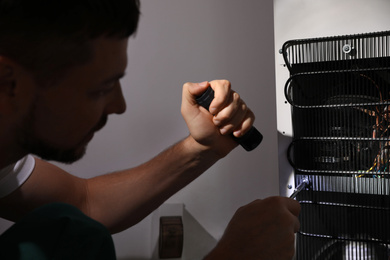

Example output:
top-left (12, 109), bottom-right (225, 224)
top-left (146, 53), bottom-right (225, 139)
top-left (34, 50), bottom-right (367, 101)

top-left (289, 178), bottom-right (309, 199)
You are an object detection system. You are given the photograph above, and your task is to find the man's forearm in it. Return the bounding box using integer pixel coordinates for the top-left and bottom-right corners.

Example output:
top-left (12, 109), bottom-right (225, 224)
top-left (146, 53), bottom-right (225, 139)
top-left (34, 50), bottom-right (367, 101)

top-left (86, 135), bottom-right (222, 233)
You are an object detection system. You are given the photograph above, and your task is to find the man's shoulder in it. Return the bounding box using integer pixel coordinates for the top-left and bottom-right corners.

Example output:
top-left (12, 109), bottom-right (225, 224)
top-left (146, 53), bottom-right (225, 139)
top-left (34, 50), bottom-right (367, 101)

top-left (0, 155), bottom-right (35, 198)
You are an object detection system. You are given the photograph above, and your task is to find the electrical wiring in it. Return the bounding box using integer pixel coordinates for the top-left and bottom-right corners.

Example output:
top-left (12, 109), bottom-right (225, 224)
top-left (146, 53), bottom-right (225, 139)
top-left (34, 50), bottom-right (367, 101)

top-left (353, 73), bottom-right (390, 178)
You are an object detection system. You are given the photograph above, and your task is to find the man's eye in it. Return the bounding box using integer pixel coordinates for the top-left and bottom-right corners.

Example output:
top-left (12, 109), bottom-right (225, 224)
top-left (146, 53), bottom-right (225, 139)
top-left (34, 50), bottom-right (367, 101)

top-left (97, 88), bottom-right (113, 96)
top-left (91, 83), bottom-right (117, 97)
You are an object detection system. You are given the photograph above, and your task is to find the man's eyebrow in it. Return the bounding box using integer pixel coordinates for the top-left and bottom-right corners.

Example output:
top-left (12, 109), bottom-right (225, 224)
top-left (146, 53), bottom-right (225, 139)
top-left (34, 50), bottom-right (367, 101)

top-left (102, 72), bottom-right (126, 84)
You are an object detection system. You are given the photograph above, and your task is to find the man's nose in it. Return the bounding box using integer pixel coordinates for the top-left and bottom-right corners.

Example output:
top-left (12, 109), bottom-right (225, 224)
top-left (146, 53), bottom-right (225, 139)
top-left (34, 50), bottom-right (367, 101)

top-left (105, 84), bottom-right (127, 115)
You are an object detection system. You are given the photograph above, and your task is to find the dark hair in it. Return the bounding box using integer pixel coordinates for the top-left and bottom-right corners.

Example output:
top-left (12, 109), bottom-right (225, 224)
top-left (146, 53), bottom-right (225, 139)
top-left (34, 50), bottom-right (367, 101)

top-left (0, 0), bottom-right (140, 83)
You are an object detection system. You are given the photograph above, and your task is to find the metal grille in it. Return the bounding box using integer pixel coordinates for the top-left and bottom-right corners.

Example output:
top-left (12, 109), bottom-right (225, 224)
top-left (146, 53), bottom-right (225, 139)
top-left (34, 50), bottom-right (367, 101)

top-left (282, 31), bottom-right (390, 259)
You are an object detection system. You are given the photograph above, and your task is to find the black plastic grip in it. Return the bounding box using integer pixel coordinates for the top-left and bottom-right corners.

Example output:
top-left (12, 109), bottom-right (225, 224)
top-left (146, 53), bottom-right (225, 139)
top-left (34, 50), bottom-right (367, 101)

top-left (196, 87), bottom-right (263, 151)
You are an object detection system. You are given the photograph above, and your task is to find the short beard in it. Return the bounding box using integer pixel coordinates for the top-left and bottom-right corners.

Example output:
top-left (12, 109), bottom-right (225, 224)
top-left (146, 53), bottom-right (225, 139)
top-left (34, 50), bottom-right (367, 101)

top-left (21, 137), bottom-right (87, 164)
top-left (16, 103), bottom-right (87, 164)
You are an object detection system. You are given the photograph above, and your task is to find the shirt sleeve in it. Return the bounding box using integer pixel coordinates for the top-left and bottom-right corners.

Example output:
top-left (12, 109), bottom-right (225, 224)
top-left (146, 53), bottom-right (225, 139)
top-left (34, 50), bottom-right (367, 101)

top-left (0, 155), bottom-right (35, 198)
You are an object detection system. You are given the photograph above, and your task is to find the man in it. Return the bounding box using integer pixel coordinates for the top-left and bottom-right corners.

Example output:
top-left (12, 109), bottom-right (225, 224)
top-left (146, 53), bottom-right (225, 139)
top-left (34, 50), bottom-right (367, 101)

top-left (0, 0), bottom-right (300, 259)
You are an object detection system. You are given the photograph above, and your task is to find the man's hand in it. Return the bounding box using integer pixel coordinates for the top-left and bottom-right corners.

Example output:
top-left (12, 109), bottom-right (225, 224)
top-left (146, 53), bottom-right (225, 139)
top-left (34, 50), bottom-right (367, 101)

top-left (181, 80), bottom-right (255, 157)
top-left (205, 196), bottom-right (301, 260)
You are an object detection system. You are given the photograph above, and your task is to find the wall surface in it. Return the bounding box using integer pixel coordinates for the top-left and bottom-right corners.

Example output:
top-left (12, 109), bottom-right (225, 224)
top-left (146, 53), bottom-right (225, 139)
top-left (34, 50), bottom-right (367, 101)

top-left (0, 1), bottom-right (277, 259)
top-left (57, 0), bottom-right (279, 259)
top-left (274, 0), bottom-right (390, 197)
top-left (51, 1), bottom-right (278, 259)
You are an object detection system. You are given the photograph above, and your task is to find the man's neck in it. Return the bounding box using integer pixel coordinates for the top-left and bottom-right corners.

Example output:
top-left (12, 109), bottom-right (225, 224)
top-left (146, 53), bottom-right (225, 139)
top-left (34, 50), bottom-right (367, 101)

top-left (0, 148), bottom-right (28, 170)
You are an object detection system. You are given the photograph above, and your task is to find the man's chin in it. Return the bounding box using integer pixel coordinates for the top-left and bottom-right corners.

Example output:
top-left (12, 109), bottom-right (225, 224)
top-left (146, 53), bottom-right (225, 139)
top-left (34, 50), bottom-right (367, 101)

top-left (31, 144), bottom-right (87, 164)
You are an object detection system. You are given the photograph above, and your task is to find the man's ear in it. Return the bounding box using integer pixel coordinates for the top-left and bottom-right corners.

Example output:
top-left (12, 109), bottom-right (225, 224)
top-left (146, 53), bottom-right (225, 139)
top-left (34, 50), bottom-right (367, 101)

top-left (0, 56), bottom-right (18, 115)
top-left (0, 56), bottom-right (16, 97)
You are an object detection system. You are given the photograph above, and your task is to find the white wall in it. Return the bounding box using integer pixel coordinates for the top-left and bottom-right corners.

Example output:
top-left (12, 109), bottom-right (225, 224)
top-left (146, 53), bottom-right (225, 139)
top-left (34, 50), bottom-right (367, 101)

top-left (0, 1), bottom-right (279, 259)
top-left (274, 0), bottom-right (390, 197)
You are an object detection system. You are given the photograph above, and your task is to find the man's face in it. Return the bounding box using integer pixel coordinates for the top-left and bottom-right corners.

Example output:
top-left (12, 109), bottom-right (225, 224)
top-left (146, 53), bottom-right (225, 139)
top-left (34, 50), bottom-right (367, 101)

top-left (17, 37), bottom-right (128, 163)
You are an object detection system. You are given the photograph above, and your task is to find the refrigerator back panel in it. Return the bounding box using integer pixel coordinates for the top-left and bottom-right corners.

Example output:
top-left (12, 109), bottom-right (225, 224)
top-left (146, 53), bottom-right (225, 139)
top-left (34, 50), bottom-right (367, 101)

top-left (282, 31), bottom-right (390, 259)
